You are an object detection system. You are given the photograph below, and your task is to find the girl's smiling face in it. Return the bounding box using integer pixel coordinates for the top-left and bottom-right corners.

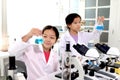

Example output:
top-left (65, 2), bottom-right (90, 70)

top-left (42, 29), bottom-right (56, 51)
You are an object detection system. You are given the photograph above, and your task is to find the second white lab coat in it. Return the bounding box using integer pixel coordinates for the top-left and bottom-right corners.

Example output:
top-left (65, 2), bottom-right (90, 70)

top-left (59, 30), bottom-right (101, 57)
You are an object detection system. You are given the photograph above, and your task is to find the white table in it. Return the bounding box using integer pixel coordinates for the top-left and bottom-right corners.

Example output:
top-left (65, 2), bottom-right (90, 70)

top-left (0, 52), bottom-right (9, 76)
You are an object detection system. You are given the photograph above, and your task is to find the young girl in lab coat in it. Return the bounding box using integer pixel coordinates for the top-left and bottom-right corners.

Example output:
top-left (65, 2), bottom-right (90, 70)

top-left (59, 13), bottom-right (104, 60)
top-left (8, 25), bottom-right (60, 80)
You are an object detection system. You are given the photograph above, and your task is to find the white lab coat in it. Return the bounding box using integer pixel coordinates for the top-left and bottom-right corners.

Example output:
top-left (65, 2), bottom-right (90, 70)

top-left (59, 30), bottom-right (101, 57)
top-left (8, 41), bottom-right (60, 80)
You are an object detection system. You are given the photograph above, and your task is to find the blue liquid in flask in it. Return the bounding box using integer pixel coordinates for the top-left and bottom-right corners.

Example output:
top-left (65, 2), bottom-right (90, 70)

top-left (35, 37), bottom-right (44, 44)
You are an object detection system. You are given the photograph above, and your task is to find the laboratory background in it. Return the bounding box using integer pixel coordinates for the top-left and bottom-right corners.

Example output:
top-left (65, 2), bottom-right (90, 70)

top-left (0, 0), bottom-right (120, 80)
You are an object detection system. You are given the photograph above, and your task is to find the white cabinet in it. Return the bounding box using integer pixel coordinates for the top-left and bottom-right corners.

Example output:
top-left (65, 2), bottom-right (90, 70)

top-left (109, 0), bottom-right (120, 49)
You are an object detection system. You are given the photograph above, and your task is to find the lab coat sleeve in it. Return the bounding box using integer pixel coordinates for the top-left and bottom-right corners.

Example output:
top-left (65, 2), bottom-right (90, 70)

top-left (83, 29), bottom-right (102, 43)
top-left (8, 39), bottom-right (30, 57)
top-left (92, 24), bottom-right (103, 39)
top-left (92, 30), bottom-right (101, 39)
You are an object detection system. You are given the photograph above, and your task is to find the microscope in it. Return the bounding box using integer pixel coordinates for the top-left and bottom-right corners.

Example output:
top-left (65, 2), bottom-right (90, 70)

top-left (6, 55), bottom-right (26, 80)
top-left (73, 43), bottom-right (102, 80)
top-left (55, 41), bottom-right (84, 80)
top-left (94, 43), bottom-right (120, 79)
top-left (95, 43), bottom-right (120, 68)
top-left (73, 43), bottom-right (120, 80)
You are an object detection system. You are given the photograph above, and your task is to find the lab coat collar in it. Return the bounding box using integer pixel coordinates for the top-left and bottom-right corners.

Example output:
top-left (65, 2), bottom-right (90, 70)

top-left (65, 30), bottom-right (78, 44)
top-left (36, 44), bottom-right (56, 54)
top-left (38, 44), bottom-right (57, 64)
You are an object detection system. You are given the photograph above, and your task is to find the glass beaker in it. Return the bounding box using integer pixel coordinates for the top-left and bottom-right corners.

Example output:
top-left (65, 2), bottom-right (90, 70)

top-left (35, 36), bottom-right (44, 44)
top-left (96, 16), bottom-right (104, 30)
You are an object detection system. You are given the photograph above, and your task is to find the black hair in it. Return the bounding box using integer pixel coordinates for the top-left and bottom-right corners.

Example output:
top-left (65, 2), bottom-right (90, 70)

top-left (65, 13), bottom-right (81, 29)
top-left (42, 25), bottom-right (59, 41)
